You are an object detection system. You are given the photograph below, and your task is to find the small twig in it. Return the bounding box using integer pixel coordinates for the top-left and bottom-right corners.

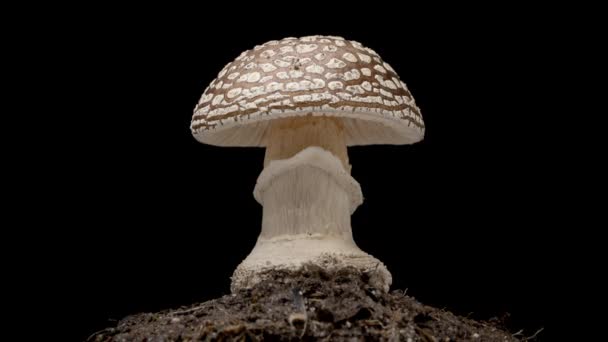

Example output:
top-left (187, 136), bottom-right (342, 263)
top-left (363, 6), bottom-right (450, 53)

top-left (85, 327), bottom-right (115, 342)
top-left (170, 304), bottom-right (206, 316)
top-left (292, 287), bottom-right (306, 312)
top-left (512, 329), bottom-right (524, 336)
top-left (525, 327), bottom-right (544, 340)
top-left (289, 287), bottom-right (308, 338)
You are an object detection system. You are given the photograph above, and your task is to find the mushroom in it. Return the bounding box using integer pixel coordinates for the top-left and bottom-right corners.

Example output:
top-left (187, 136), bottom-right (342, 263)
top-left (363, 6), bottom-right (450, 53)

top-left (191, 36), bottom-right (424, 293)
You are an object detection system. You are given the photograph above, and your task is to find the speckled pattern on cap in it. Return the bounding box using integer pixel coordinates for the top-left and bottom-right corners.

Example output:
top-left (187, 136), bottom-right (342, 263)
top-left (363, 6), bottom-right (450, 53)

top-left (191, 36), bottom-right (424, 147)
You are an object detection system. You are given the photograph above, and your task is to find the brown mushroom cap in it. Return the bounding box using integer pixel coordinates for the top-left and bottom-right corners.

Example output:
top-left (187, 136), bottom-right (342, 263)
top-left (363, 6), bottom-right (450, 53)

top-left (191, 36), bottom-right (424, 147)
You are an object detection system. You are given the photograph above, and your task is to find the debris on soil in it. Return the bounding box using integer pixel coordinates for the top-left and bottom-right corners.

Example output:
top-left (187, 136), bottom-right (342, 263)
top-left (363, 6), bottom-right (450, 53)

top-left (90, 264), bottom-right (523, 341)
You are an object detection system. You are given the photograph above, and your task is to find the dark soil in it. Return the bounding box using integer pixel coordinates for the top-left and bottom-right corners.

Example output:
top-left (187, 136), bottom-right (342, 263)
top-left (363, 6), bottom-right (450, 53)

top-left (89, 265), bottom-right (525, 341)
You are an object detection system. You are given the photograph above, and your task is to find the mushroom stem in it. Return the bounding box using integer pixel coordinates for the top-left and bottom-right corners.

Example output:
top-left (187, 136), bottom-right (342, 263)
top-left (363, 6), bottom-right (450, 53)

top-left (263, 116), bottom-right (351, 172)
top-left (260, 116), bottom-right (352, 238)
top-left (259, 147), bottom-right (354, 239)
top-left (231, 115), bottom-right (391, 293)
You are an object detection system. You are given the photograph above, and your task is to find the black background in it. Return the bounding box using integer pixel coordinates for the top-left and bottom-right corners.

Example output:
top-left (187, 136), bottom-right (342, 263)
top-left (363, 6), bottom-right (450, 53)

top-left (28, 4), bottom-right (582, 341)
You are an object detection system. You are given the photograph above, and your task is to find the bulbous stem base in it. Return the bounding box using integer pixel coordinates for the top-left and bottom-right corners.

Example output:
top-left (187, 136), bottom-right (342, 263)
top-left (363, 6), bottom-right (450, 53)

top-left (231, 146), bottom-right (391, 293)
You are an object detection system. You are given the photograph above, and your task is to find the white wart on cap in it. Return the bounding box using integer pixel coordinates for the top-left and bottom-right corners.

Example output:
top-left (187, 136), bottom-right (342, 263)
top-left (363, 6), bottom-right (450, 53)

top-left (191, 36), bottom-right (424, 146)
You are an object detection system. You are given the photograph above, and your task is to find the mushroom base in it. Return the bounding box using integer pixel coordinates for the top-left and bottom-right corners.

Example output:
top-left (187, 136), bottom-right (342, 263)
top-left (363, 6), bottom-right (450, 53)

top-left (231, 238), bottom-right (391, 293)
top-left (232, 146), bottom-right (391, 293)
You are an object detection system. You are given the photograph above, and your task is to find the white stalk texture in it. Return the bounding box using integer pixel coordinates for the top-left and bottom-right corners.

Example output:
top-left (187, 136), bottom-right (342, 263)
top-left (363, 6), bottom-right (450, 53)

top-left (231, 117), bottom-right (391, 292)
